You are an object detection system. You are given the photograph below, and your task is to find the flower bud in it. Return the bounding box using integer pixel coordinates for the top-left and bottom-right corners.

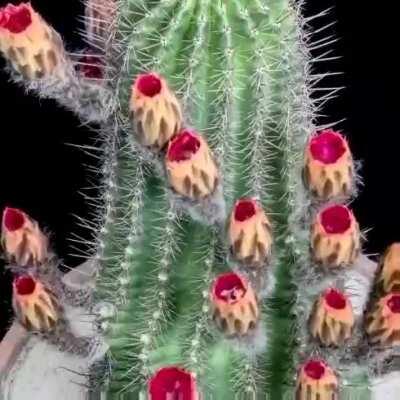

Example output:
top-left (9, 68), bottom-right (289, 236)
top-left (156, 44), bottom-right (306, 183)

top-left (1, 207), bottom-right (48, 267)
top-left (376, 243), bottom-right (400, 294)
top-left (0, 3), bottom-right (67, 79)
top-left (309, 288), bottom-right (354, 346)
top-left (303, 129), bottom-right (354, 200)
top-left (296, 359), bottom-right (338, 400)
top-left (210, 272), bottom-right (259, 336)
top-left (228, 198), bottom-right (272, 267)
top-left (12, 275), bottom-right (59, 332)
top-left (365, 293), bottom-right (400, 347)
top-left (130, 72), bottom-right (183, 151)
top-left (311, 205), bottom-right (360, 268)
top-left (166, 129), bottom-right (219, 199)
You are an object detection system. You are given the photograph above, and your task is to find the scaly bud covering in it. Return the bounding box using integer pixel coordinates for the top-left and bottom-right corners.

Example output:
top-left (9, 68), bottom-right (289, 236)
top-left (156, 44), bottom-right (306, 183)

top-left (148, 366), bottom-right (199, 400)
top-left (228, 198), bottom-right (273, 267)
top-left (1, 207), bottom-right (48, 266)
top-left (130, 72), bottom-right (183, 151)
top-left (311, 204), bottom-right (360, 268)
top-left (166, 129), bottom-right (218, 199)
top-left (0, 3), bottom-right (66, 79)
top-left (12, 275), bottom-right (59, 332)
top-left (210, 272), bottom-right (259, 336)
top-left (309, 288), bottom-right (354, 346)
top-left (376, 243), bottom-right (400, 293)
top-left (303, 129), bottom-right (354, 200)
top-left (296, 359), bottom-right (339, 400)
top-left (365, 293), bottom-right (400, 346)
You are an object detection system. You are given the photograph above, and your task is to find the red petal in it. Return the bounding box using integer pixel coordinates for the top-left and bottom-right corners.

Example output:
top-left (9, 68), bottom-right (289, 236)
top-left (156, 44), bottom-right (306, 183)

top-left (324, 288), bottom-right (346, 310)
top-left (387, 294), bottom-right (400, 313)
top-left (320, 205), bottom-right (352, 234)
top-left (213, 272), bottom-right (246, 303)
top-left (148, 367), bottom-right (197, 400)
top-left (14, 275), bottom-right (36, 295)
top-left (0, 4), bottom-right (32, 34)
top-left (309, 130), bottom-right (347, 164)
top-left (136, 73), bottom-right (162, 97)
top-left (3, 207), bottom-right (26, 232)
top-left (167, 130), bottom-right (201, 162)
top-left (303, 359), bottom-right (326, 380)
top-left (234, 199), bottom-right (257, 222)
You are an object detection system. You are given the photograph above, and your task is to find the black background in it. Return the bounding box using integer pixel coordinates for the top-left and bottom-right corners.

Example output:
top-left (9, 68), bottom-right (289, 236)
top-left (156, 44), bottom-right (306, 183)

top-left (0, 1), bottom-right (397, 338)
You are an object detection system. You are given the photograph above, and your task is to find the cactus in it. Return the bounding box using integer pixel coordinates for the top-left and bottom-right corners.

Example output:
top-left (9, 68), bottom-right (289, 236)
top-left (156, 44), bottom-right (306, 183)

top-left (1, 1), bottom-right (400, 399)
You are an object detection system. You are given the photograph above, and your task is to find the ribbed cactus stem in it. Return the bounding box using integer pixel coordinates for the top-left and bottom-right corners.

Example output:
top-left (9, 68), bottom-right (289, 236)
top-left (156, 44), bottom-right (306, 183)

top-left (4, 1), bottom-right (390, 399)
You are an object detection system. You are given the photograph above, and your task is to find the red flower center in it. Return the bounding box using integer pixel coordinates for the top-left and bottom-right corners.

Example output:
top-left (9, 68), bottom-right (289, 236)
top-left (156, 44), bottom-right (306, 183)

top-left (304, 360), bottom-right (326, 380)
top-left (0, 4), bottom-right (32, 34)
top-left (320, 205), bottom-right (352, 234)
top-left (148, 367), bottom-right (196, 400)
top-left (309, 130), bottom-right (346, 164)
top-left (213, 273), bottom-right (246, 304)
top-left (167, 130), bottom-right (201, 162)
top-left (136, 73), bottom-right (162, 97)
top-left (3, 207), bottom-right (25, 231)
top-left (387, 294), bottom-right (400, 313)
top-left (14, 275), bottom-right (36, 295)
top-left (78, 55), bottom-right (103, 79)
top-left (234, 199), bottom-right (256, 222)
top-left (324, 288), bottom-right (346, 310)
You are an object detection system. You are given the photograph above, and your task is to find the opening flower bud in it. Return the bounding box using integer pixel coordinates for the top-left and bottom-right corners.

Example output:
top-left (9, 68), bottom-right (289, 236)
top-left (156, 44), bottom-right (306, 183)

top-left (311, 204), bottom-right (360, 268)
top-left (296, 359), bottom-right (338, 400)
top-left (130, 72), bottom-right (182, 151)
top-left (0, 3), bottom-right (66, 79)
top-left (210, 272), bottom-right (259, 336)
top-left (166, 130), bottom-right (218, 200)
top-left (1, 207), bottom-right (49, 267)
top-left (309, 288), bottom-right (354, 346)
top-left (366, 292), bottom-right (400, 346)
top-left (228, 198), bottom-right (273, 267)
top-left (12, 276), bottom-right (59, 332)
top-left (303, 129), bottom-right (354, 200)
